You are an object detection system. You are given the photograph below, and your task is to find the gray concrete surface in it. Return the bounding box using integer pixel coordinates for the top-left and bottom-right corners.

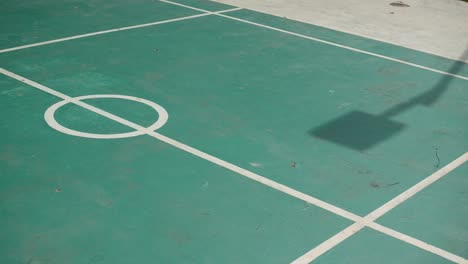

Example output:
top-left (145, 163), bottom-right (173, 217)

top-left (214, 0), bottom-right (468, 62)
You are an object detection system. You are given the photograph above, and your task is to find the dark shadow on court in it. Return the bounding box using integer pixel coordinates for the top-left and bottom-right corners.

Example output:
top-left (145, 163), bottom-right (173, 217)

top-left (310, 48), bottom-right (468, 151)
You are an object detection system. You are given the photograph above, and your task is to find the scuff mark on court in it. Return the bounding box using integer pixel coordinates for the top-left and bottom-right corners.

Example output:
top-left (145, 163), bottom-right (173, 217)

top-left (370, 181), bottom-right (400, 188)
top-left (390, 1), bottom-right (410, 7)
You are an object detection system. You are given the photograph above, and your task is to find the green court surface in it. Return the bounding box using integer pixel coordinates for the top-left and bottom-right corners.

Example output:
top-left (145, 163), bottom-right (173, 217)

top-left (1, 0), bottom-right (467, 263)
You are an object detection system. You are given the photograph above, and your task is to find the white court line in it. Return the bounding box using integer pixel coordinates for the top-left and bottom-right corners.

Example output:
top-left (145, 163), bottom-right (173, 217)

top-left (0, 7), bottom-right (241, 54)
top-left (292, 222), bottom-right (365, 263)
top-left (0, 67), bottom-right (361, 224)
top-left (156, 1), bottom-right (468, 262)
top-left (292, 153), bottom-right (468, 264)
top-left (160, 0), bottom-right (468, 81)
top-left (366, 153), bottom-right (468, 221)
top-left (2, 67), bottom-right (467, 263)
top-left (368, 222), bottom-right (467, 264)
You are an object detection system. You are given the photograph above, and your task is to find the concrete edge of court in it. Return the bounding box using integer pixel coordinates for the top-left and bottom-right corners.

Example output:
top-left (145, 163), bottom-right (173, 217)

top-left (213, 0), bottom-right (468, 63)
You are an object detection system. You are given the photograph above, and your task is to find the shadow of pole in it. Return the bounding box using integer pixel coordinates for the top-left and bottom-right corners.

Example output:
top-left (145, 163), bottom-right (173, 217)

top-left (381, 48), bottom-right (468, 118)
top-left (310, 47), bottom-right (468, 151)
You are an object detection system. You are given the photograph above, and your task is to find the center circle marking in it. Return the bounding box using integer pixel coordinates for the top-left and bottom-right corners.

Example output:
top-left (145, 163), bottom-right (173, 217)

top-left (44, 94), bottom-right (168, 139)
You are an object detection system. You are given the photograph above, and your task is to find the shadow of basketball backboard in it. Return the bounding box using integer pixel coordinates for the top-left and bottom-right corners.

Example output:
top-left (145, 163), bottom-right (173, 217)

top-left (312, 111), bottom-right (405, 151)
top-left (310, 48), bottom-right (468, 151)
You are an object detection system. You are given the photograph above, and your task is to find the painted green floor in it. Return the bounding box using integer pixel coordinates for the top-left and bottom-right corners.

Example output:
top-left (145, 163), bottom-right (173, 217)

top-left (1, 0), bottom-right (467, 263)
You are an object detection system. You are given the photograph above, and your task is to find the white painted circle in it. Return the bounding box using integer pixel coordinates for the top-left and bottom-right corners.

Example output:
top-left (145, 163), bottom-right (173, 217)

top-left (44, 94), bottom-right (168, 139)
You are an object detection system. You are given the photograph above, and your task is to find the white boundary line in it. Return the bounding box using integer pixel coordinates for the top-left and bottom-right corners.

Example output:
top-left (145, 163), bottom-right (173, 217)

top-left (0, 7), bottom-right (241, 54)
top-left (160, 0), bottom-right (468, 81)
top-left (0, 68), bottom-right (363, 225)
top-left (217, 2), bottom-right (468, 64)
top-left (150, 2), bottom-right (468, 260)
top-left (1, 67), bottom-right (467, 264)
top-left (292, 153), bottom-right (468, 264)
top-left (368, 222), bottom-right (467, 263)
